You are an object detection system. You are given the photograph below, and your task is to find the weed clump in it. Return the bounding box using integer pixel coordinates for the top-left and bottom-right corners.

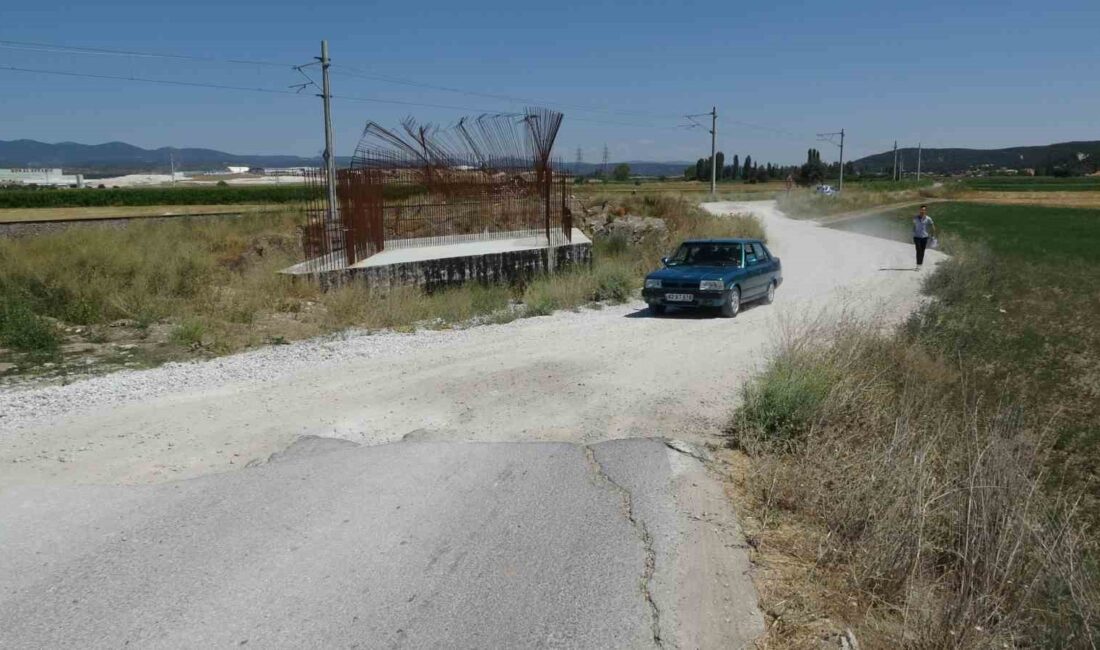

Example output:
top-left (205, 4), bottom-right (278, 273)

top-left (0, 300), bottom-right (60, 355)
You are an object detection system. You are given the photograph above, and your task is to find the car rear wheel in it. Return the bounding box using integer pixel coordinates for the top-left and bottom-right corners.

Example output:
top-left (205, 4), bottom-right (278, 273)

top-left (720, 287), bottom-right (740, 318)
top-left (762, 281), bottom-right (776, 305)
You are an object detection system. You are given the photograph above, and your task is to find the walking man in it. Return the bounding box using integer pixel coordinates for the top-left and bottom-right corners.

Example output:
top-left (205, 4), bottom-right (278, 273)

top-left (912, 204), bottom-right (936, 269)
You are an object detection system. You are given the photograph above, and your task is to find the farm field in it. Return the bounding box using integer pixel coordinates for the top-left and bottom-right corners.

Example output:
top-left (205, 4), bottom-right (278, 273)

top-left (0, 184), bottom-right (319, 210)
top-left (0, 204), bottom-right (275, 223)
top-left (962, 176), bottom-right (1100, 192)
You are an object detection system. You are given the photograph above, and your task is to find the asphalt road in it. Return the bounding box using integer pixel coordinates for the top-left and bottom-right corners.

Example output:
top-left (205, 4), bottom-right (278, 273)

top-left (0, 437), bottom-right (761, 649)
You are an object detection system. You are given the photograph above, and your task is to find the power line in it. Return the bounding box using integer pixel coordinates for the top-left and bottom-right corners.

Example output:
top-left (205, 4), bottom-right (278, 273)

top-left (0, 38), bottom-right (842, 145)
top-left (0, 39), bottom-right (294, 68)
top-left (0, 64), bottom-right (685, 130)
top-left (331, 64), bottom-right (684, 121)
top-left (0, 64), bottom-right (305, 96)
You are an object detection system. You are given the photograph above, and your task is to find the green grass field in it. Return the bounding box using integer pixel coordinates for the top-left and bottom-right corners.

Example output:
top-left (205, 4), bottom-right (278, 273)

top-left (878, 201), bottom-right (1100, 261)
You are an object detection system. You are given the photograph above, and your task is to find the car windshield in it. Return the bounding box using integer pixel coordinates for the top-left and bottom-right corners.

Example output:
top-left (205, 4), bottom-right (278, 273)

top-left (668, 243), bottom-right (743, 267)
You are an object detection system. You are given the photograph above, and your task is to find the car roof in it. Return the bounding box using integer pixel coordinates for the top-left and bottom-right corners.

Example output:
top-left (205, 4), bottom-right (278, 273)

top-left (679, 238), bottom-right (761, 245)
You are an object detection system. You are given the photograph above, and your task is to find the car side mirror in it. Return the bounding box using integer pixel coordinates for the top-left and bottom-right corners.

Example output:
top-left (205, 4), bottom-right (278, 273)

top-left (660, 256), bottom-right (670, 267)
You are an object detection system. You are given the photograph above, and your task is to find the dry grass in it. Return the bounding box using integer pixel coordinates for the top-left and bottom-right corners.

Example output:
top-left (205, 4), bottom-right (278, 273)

top-left (726, 302), bottom-right (1099, 647)
top-left (777, 185), bottom-right (962, 219)
top-left (1, 195), bottom-right (766, 375)
top-left (956, 191), bottom-right (1100, 209)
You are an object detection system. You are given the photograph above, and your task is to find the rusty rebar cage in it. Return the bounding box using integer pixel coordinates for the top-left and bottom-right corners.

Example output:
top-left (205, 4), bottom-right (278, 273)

top-left (301, 108), bottom-right (572, 272)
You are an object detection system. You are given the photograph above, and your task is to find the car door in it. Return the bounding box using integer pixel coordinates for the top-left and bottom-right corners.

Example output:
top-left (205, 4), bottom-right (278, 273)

top-left (743, 242), bottom-right (766, 298)
top-left (751, 242), bottom-right (778, 293)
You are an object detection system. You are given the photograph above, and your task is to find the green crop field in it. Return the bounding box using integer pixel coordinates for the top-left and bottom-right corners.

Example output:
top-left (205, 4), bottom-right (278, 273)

top-left (0, 185), bottom-right (321, 209)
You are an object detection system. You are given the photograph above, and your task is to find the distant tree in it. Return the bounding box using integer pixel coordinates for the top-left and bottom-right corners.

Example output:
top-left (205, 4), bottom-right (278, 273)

top-left (612, 163), bottom-right (631, 182)
top-left (695, 159), bottom-right (705, 181)
top-left (799, 148), bottom-right (826, 185)
top-left (731, 155), bottom-right (739, 180)
top-left (754, 165), bottom-right (769, 183)
top-left (742, 155), bottom-right (753, 180)
top-left (714, 151), bottom-right (725, 181)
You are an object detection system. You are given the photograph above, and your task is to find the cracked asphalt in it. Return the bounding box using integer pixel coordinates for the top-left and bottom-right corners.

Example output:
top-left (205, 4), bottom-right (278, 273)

top-left (0, 437), bottom-right (760, 649)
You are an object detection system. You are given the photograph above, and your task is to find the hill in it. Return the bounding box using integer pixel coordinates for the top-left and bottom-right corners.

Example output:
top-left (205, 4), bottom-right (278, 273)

top-left (853, 140), bottom-right (1100, 175)
top-left (0, 140), bottom-right (691, 177)
top-left (0, 140), bottom-right (344, 174)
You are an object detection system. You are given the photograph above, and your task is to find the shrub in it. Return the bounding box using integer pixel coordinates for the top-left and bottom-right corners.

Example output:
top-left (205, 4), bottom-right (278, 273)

top-left (0, 300), bottom-right (60, 354)
top-left (170, 319), bottom-right (206, 348)
top-left (732, 354), bottom-right (836, 445)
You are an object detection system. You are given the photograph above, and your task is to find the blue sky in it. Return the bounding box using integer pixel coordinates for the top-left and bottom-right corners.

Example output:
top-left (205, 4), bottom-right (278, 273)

top-left (3, 0), bottom-right (1098, 165)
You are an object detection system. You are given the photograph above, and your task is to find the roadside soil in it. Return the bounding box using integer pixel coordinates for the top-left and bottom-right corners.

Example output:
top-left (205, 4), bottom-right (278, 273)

top-left (0, 200), bottom-right (944, 488)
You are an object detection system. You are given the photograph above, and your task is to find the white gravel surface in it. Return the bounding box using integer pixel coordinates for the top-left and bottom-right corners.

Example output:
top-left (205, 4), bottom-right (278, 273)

top-left (0, 200), bottom-right (944, 488)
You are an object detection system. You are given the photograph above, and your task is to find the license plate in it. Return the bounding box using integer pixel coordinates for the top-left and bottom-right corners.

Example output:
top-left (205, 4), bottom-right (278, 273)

top-left (666, 293), bottom-right (694, 302)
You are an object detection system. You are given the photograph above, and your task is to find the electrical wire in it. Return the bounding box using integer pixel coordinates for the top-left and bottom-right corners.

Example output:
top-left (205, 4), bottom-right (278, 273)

top-left (0, 39), bottom-right (293, 67)
top-left (0, 38), bottom-right (818, 138)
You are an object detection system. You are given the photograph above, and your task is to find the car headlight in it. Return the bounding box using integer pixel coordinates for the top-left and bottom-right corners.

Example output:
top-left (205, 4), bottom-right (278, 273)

top-left (699, 280), bottom-right (725, 291)
top-left (645, 278), bottom-right (662, 289)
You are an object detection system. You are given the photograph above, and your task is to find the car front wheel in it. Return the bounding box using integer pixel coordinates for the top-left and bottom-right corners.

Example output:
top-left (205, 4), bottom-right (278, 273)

top-left (720, 286), bottom-right (740, 318)
top-left (649, 303), bottom-right (666, 316)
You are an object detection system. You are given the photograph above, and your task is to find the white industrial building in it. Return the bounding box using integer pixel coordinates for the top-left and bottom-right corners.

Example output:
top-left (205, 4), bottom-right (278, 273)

top-left (0, 168), bottom-right (84, 187)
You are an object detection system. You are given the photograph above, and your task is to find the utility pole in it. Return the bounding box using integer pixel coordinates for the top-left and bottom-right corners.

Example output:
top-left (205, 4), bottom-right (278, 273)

top-left (838, 128), bottom-right (845, 193)
top-left (318, 40), bottom-right (338, 225)
top-left (917, 142), bottom-right (922, 181)
top-left (601, 144), bottom-right (610, 176)
top-left (816, 128), bottom-right (845, 193)
top-left (169, 152), bottom-right (176, 184)
top-left (684, 109), bottom-right (717, 194)
top-left (892, 140), bottom-right (898, 181)
top-left (710, 106), bottom-right (717, 195)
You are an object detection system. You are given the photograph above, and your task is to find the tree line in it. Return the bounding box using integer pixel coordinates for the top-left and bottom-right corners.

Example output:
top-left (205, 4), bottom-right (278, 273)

top-left (684, 148), bottom-right (855, 185)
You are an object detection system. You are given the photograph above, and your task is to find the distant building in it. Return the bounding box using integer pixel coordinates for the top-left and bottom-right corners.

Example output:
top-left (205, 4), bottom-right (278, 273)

top-left (261, 167), bottom-right (316, 176)
top-left (226, 166), bottom-right (251, 174)
top-left (0, 168), bottom-right (83, 187)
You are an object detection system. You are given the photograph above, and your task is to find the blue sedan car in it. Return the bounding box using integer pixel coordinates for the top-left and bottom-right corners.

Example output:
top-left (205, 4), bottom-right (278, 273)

top-left (641, 238), bottom-right (782, 317)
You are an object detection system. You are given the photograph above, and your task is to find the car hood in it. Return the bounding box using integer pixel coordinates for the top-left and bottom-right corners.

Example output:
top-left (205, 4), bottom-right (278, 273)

top-left (647, 265), bottom-right (740, 282)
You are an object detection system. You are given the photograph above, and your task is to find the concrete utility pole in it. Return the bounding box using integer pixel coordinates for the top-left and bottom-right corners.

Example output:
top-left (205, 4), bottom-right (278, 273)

top-left (892, 140), bottom-right (898, 181)
top-left (319, 40), bottom-right (338, 225)
top-left (838, 128), bottom-right (845, 193)
top-left (710, 106), bottom-right (717, 196)
top-left (917, 142), bottom-right (922, 181)
top-left (816, 129), bottom-right (845, 192)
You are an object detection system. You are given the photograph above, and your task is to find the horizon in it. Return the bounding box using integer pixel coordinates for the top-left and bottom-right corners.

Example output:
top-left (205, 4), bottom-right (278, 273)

top-left (3, 0), bottom-right (1098, 166)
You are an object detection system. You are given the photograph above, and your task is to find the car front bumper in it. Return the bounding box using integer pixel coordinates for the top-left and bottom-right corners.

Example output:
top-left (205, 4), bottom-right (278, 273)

top-left (642, 288), bottom-right (727, 308)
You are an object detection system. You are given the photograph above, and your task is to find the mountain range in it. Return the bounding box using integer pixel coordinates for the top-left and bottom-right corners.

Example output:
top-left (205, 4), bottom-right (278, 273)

top-left (3, 138), bottom-right (1099, 177)
top-left (0, 139), bottom-right (691, 176)
top-left (851, 140), bottom-right (1100, 174)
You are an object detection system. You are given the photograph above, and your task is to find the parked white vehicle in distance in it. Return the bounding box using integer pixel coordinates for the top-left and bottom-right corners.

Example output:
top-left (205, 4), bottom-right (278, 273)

top-left (815, 184), bottom-right (836, 196)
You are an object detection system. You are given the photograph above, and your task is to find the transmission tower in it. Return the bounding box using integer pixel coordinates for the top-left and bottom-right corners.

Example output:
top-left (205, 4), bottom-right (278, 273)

top-left (575, 147), bottom-right (583, 169)
top-left (601, 144), bottom-right (610, 175)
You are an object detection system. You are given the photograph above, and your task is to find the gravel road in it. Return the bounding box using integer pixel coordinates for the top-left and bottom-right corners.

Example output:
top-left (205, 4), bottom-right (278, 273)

top-left (0, 200), bottom-right (941, 487)
top-left (0, 200), bottom-right (943, 648)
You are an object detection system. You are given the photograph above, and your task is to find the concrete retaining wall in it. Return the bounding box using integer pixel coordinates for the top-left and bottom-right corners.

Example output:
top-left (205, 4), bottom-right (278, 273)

top-left (308, 242), bottom-right (592, 291)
